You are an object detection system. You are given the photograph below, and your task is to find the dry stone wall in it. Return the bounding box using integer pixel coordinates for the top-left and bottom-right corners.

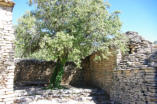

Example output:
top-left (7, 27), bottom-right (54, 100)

top-left (1, 0), bottom-right (157, 104)
top-left (83, 52), bottom-right (116, 99)
top-left (117, 31), bottom-right (153, 70)
top-left (0, 0), bottom-right (15, 103)
top-left (148, 45), bottom-right (157, 68)
top-left (14, 59), bottom-right (84, 87)
top-left (83, 31), bottom-right (157, 104)
top-left (111, 68), bottom-right (157, 104)
top-left (14, 59), bottom-right (56, 86)
top-left (110, 41), bottom-right (157, 104)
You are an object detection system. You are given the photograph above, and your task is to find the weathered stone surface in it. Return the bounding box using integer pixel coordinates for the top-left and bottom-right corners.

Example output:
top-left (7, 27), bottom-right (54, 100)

top-left (12, 32), bottom-right (156, 104)
top-left (1, 0), bottom-right (157, 103)
top-left (14, 59), bottom-right (84, 87)
top-left (83, 31), bottom-right (157, 104)
top-left (0, 0), bottom-right (15, 103)
top-left (83, 52), bottom-right (116, 99)
top-left (116, 31), bottom-right (153, 70)
top-left (14, 86), bottom-right (111, 104)
top-left (111, 68), bottom-right (157, 104)
top-left (148, 46), bottom-right (157, 67)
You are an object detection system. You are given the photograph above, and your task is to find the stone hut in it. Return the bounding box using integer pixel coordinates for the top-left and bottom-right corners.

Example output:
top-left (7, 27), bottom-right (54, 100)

top-left (0, 0), bottom-right (157, 103)
top-left (83, 31), bottom-right (153, 88)
top-left (109, 32), bottom-right (157, 103)
top-left (83, 31), bottom-right (157, 103)
top-left (0, 0), bottom-right (15, 103)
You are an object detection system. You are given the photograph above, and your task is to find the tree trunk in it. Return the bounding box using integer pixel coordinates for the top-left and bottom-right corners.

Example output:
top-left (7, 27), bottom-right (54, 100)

top-left (48, 58), bottom-right (66, 89)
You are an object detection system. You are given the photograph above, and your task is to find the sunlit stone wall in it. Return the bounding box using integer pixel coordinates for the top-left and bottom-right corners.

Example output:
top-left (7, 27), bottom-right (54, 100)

top-left (0, 0), bottom-right (15, 103)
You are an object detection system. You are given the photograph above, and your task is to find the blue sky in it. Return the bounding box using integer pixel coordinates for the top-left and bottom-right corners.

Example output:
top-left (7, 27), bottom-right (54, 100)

top-left (12, 0), bottom-right (157, 42)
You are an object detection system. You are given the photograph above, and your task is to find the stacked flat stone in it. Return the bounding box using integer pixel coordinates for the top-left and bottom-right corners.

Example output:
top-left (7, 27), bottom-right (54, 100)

top-left (111, 67), bottom-right (157, 104)
top-left (148, 44), bottom-right (157, 67)
top-left (0, 0), bottom-right (15, 103)
top-left (14, 59), bottom-right (84, 87)
top-left (14, 87), bottom-right (111, 104)
top-left (116, 31), bottom-right (153, 70)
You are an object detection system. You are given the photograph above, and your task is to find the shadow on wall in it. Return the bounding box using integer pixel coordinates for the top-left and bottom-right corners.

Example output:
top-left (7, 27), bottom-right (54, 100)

top-left (152, 68), bottom-right (157, 103)
top-left (147, 46), bottom-right (157, 103)
top-left (14, 59), bottom-right (56, 87)
top-left (82, 32), bottom-right (157, 103)
top-left (14, 59), bottom-right (85, 88)
top-left (110, 46), bottom-right (157, 104)
top-left (14, 59), bottom-right (112, 104)
top-left (14, 32), bottom-right (157, 103)
top-left (82, 52), bottom-right (117, 101)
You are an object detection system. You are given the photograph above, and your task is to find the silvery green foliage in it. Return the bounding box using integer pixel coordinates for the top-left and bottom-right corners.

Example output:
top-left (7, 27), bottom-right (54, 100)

top-left (16, 0), bottom-right (128, 67)
top-left (15, 11), bottom-right (38, 57)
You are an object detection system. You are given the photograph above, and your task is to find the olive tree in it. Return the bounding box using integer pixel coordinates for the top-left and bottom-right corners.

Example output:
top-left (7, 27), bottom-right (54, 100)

top-left (16, 0), bottom-right (127, 89)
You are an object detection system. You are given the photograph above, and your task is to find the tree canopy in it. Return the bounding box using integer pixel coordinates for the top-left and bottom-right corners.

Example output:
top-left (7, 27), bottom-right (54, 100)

top-left (15, 0), bottom-right (128, 88)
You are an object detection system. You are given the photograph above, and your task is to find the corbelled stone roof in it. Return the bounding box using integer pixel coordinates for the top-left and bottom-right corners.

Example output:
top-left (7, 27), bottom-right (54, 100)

top-left (0, 0), bottom-right (15, 7)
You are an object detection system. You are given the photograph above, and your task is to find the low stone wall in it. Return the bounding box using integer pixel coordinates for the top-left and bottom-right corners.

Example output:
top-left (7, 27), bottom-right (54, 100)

top-left (111, 68), bottom-right (157, 104)
top-left (14, 59), bottom-right (84, 87)
top-left (14, 59), bottom-right (55, 86)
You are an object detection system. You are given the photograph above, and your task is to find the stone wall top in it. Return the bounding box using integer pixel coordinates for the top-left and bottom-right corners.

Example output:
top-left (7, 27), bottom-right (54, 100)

top-left (14, 59), bottom-right (84, 87)
top-left (125, 31), bottom-right (152, 44)
top-left (116, 31), bottom-right (153, 70)
top-left (0, 0), bottom-right (14, 7)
